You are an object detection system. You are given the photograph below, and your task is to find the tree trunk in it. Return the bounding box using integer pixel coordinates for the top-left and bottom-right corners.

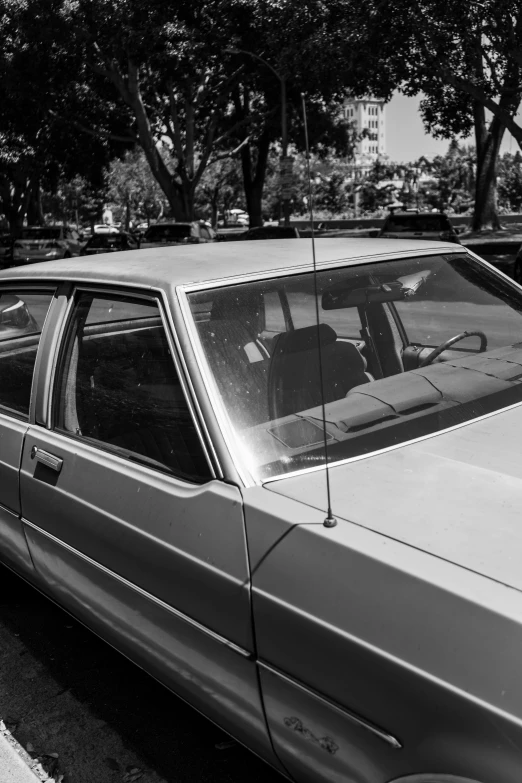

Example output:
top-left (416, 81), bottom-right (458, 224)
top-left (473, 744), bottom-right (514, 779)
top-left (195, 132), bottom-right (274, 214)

top-left (472, 108), bottom-right (505, 231)
top-left (26, 180), bottom-right (44, 225)
top-left (179, 181), bottom-right (195, 221)
top-left (210, 186), bottom-right (219, 228)
top-left (240, 131), bottom-right (270, 228)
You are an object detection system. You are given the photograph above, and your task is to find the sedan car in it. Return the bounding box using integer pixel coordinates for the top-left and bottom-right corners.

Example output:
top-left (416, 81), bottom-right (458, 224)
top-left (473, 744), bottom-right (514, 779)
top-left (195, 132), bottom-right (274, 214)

top-left (81, 231), bottom-right (139, 255)
top-left (2, 239), bottom-right (522, 783)
top-left (379, 210), bottom-right (461, 244)
top-left (140, 221), bottom-right (217, 248)
top-left (12, 225), bottom-right (84, 264)
top-left (221, 225), bottom-right (301, 241)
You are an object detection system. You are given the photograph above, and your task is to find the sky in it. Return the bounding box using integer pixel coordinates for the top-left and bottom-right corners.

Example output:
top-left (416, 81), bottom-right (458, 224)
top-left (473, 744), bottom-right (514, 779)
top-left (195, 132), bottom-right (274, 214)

top-left (386, 92), bottom-right (521, 162)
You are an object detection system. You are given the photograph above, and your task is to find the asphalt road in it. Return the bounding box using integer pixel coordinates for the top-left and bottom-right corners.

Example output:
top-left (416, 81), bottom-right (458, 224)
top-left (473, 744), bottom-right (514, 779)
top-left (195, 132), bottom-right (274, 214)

top-left (0, 564), bottom-right (284, 783)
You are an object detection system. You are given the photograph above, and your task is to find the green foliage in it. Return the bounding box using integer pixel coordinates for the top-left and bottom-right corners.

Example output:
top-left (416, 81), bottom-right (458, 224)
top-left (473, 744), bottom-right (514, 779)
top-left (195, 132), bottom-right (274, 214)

top-left (106, 150), bottom-right (167, 227)
top-left (498, 152), bottom-right (522, 212)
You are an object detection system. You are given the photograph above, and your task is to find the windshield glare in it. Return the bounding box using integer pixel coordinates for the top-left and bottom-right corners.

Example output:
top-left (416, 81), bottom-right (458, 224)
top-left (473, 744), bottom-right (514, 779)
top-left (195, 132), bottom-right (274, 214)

top-left (188, 252), bottom-right (522, 481)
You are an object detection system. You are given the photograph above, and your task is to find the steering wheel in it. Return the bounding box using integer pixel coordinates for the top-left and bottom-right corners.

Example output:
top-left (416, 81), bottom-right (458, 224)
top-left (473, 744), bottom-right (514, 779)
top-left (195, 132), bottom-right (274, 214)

top-left (418, 330), bottom-right (488, 368)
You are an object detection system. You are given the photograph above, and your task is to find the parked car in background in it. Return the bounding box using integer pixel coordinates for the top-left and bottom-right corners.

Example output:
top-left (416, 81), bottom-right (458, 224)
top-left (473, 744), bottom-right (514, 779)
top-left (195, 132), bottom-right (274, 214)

top-left (229, 225), bottom-right (300, 241)
top-left (3, 239), bottom-right (522, 782)
top-left (12, 226), bottom-right (84, 265)
top-left (81, 232), bottom-right (140, 256)
top-left (140, 221), bottom-right (217, 248)
top-left (0, 234), bottom-right (14, 267)
top-left (93, 224), bottom-right (120, 234)
top-left (379, 209), bottom-right (461, 244)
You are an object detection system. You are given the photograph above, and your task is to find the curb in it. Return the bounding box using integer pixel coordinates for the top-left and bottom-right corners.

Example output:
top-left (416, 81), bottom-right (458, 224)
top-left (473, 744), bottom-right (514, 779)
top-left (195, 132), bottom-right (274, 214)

top-left (0, 730), bottom-right (40, 783)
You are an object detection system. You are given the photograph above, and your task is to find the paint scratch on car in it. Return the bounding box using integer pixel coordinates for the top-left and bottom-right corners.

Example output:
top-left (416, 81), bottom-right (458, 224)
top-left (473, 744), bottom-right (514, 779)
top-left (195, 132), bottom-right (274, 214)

top-left (284, 717), bottom-right (339, 755)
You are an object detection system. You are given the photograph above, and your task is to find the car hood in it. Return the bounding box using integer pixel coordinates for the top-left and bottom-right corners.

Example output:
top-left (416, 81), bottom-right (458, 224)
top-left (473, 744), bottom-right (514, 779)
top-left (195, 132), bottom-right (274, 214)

top-left (267, 402), bottom-right (522, 591)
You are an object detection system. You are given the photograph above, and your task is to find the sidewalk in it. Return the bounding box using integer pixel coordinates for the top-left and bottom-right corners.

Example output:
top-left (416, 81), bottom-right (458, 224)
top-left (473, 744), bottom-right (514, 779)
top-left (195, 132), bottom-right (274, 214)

top-left (0, 731), bottom-right (39, 783)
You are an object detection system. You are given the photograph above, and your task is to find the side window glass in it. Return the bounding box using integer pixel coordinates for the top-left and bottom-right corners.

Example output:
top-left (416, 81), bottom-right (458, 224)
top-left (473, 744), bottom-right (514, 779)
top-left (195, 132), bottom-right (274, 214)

top-left (0, 291), bottom-right (54, 417)
top-left (55, 292), bottom-right (211, 482)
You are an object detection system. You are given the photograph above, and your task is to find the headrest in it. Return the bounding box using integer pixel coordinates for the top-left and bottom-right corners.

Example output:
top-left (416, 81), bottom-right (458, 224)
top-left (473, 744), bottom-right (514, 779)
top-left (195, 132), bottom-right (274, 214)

top-left (275, 323), bottom-right (337, 355)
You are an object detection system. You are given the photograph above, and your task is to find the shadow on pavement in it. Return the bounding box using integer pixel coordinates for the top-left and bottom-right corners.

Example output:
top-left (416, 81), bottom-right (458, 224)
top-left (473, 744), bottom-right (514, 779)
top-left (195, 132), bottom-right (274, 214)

top-left (0, 564), bottom-right (283, 783)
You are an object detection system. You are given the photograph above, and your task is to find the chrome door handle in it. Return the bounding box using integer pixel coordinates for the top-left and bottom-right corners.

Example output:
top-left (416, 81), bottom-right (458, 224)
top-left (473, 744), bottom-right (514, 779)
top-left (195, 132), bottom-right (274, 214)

top-left (30, 446), bottom-right (63, 473)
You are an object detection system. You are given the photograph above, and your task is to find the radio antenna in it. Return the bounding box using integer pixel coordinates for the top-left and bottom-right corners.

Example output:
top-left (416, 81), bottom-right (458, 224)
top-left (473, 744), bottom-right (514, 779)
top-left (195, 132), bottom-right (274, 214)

top-left (301, 93), bottom-right (336, 529)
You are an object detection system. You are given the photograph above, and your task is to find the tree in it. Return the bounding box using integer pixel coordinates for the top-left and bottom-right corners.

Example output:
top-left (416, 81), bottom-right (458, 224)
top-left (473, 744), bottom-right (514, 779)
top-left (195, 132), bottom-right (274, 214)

top-left (106, 149), bottom-right (166, 228)
top-left (59, 0), bottom-right (254, 222)
top-left (0, 0), bottom-right (128, 233)
top-left (498, 151), bottom-right (522, 212)
top-left (339, 0), bottom-right (522, 230)
top-left (195, 157), bottom-right (244, 227)
top-left (225, 0), bottom-right (359, 226)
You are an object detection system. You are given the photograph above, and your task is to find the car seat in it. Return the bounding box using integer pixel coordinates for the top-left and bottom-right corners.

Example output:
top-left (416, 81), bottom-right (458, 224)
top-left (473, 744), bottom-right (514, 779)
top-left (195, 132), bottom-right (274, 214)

top-left (267, 323), bottom-right (372, 420)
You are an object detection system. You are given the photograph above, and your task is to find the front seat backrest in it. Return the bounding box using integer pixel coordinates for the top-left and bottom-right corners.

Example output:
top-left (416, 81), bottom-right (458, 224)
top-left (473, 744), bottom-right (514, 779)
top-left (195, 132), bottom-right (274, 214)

top-left (268, 323), bottom-right (371, 420)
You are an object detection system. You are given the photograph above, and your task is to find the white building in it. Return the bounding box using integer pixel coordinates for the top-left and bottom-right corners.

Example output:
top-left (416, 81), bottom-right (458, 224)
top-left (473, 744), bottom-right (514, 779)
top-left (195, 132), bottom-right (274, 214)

top-left (343, 96), bottom-right (386, 161)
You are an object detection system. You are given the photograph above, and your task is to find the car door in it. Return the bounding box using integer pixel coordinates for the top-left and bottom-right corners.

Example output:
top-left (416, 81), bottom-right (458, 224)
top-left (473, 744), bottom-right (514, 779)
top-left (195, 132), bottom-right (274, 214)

top-left (0, 286), bottom-right (55, 576)
top-left (19, 286), bottom-right (280, 767)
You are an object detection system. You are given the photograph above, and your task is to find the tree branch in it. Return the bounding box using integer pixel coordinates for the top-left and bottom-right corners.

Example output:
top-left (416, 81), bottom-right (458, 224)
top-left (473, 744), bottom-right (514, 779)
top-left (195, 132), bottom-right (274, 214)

top-left (48, 110), bottom-right (137, 144)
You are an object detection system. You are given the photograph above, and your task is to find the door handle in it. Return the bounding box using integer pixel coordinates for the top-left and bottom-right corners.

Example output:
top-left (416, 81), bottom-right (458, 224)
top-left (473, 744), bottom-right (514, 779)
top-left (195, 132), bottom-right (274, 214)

top-left (30, 446), bottom-right (63, 474)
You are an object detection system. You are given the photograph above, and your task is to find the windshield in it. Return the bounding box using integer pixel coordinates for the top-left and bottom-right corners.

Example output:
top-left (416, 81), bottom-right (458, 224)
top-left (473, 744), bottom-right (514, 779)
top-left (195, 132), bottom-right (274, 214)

top-left (383, 215), bottom-right (449, 232)
top-left (187, 251), bottom-right (522, 481)
top-left (144, 225), bottom-right (191, 241)
top-left (20, 228), bottom-right (60, 240)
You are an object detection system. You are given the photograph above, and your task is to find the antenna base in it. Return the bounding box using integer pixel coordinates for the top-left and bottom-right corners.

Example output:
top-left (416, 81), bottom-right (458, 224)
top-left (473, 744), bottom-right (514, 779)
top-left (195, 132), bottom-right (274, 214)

top-left (323, 514), bottom-right (337, 528)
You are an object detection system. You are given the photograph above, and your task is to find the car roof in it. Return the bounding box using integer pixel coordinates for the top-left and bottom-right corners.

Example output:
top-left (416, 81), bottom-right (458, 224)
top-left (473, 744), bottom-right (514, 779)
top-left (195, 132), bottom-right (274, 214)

top-left (0, 238), bottom-right (464, 290)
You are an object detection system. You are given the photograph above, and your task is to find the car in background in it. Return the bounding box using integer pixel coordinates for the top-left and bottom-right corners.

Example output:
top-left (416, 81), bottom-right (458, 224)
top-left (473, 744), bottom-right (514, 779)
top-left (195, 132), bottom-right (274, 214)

top-left (224, 225), bottom-right (300, 241)
top-left (93, 224), bottom-right (120, 234)
top-left (379, 209), bottom-right (461, 244)
top-left (0, 234), bottom-right (14, 267)
top-left (12, 226), bottom-right (84, 265)
top-left (140, 221), bottom-right (217, 248)
top-left (81, 232), bottom-right (140, 256)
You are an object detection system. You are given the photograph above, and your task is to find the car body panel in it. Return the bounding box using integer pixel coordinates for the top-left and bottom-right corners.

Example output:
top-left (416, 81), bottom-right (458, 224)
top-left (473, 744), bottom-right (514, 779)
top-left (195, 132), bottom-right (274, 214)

top-left (20, 426), bottom-right (253, 650)
top-left (266, 401), bottom-right (522, 593)
top-left (0, 238), bottom-right (461, 297)
top-left (246, 495), bottom-right (522, 782)
top-left (0, 416), bottom-right (34, 573)
top-left (21, 520), bottom-right (281, 769)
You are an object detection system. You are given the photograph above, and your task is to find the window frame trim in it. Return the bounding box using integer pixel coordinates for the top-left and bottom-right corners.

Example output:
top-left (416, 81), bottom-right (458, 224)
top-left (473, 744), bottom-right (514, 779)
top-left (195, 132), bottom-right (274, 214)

top-left (48, 284), bottom-right (218, 483)
top-left (0, 284), bottom-right (58, 423)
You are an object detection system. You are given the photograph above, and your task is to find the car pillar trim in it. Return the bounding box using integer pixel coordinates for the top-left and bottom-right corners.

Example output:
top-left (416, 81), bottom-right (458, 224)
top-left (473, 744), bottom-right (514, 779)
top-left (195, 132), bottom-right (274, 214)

top-left (257, 660), bottom-right (402, 749)
top-left (21, 518), bottom-right (254, 660)
top-left (158, 289), bottom-right (222, 480)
